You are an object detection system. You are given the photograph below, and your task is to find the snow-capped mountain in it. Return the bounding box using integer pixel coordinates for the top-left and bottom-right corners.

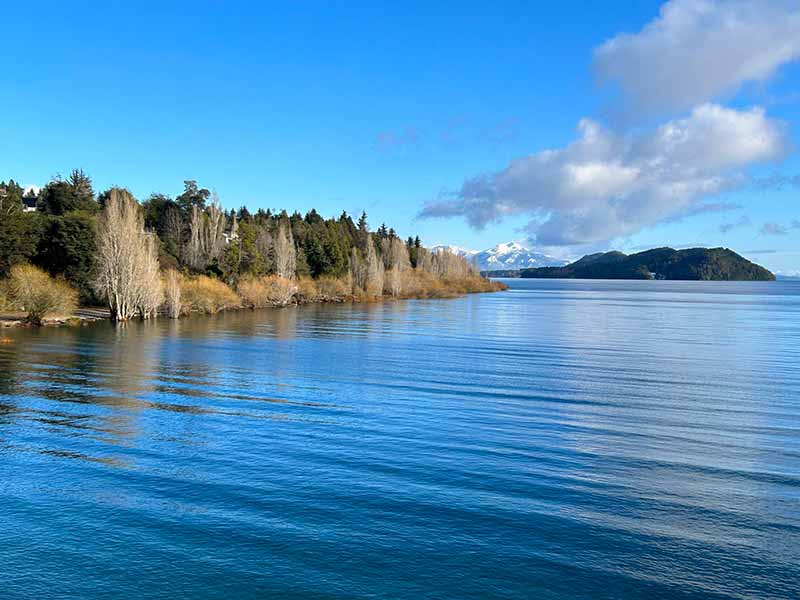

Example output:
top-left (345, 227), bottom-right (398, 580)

top-left (430, 241), bottom-right (566, 271)
top-left (428, 244), bottom-right (478, 257)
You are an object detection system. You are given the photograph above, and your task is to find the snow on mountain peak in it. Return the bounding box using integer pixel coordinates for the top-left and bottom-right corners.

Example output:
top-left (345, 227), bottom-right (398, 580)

top-left (491, 241), bottom-right (525, 253)
top-left (430, 244), bottom-right (478, 256)
top-left (427, 241), bottom-right (566, 271)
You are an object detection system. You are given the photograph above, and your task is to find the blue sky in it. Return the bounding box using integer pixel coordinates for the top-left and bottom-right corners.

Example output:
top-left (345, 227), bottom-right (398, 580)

top-left (2, 1), bottom-right (798, 273)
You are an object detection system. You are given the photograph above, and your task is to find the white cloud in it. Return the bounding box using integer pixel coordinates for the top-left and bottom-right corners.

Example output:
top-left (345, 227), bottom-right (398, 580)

top-left (420, 104), bottom-right (788, 246)
top-left (594, 0), bottom-right (800, 114)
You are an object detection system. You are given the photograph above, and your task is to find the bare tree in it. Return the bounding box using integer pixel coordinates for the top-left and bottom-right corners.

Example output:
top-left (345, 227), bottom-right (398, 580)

top-left (380, 236), bottom-right (410, 270)
top-left (415, 247), bottom-right (435, 274)
top-left (135, 232), bottom-right (164, 319)
top-left (94, 188), bottom-right (163, 322)
top-left (229, 212), bottom-right (238, 241)
top-left (382, 236), bottom-right (411, 296)
top-left (350, 234), bottom-right (384, 296)
top-left (162, 269), bottom-right (182, 318)
top-left (163, 205), bottom-right (184, 257)
top-left (418, 247), bottom-right (476, 280)
top-left (364, 235), bottom-right (384, 296)
top-left (274, 221), bottom-right (296, 279)
top-left (205, 193), bottom-right (227, 263)
top-left (349, 246), bottom-right (366, 293)
top-left (186, 204), bottom-right (206, 271)
top-left (255, 226), bottom-right (274, 273)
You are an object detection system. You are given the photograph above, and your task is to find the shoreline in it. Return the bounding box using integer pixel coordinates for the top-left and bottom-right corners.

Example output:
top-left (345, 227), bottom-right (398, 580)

top-left (0, 284), bottom-right (507, 329)
top-left (0, 308), bottom-right (110, 328)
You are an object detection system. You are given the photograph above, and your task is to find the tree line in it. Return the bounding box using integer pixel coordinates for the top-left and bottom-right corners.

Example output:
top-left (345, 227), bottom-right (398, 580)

top-left (1, 170), bottom-right (501, 323)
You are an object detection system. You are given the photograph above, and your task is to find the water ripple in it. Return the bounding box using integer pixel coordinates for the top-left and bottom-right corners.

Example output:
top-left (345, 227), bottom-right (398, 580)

top-left (0, 279), bottom-right (799, 599)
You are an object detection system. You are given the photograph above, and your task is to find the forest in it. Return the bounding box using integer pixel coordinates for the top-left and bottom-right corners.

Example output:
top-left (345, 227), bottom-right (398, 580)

top-left (0, 170), bottom-right (502, 324)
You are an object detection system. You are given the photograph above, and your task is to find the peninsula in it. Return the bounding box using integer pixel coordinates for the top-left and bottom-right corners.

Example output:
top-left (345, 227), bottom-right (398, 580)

top-left (515, 248), bottom-right (776, 281)
top-left (1, 173), bottom-right (503, 326)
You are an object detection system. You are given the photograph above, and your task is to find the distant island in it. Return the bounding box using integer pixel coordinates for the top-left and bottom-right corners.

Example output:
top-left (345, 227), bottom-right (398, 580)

top-left (484, 248), bottom-right (776, 281)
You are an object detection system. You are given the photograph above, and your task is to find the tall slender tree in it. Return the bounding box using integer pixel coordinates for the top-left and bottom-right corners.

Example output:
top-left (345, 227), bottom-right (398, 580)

top-left (274, 221), bottom-right (296, 279)
top-left (94, 189), bottom-right (163, 322)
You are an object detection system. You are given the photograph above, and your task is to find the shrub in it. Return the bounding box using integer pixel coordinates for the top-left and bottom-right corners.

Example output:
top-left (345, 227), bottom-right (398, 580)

top-left (7, 263), bottom-right (78, 324)
top-left (389, 269), bottom-right (505, 299)
top-left (236, 277), bottom-right (265, 309)
top-left (181, 275), bottom-right (240, 314)
top-left (413, 270), bottom-right (455, 298)
top-left (316, 276), bottom-right (351, 301)
top-left (295, 277), bottom-right (319, 303)
top-left (237, 276), bottom-right (297, 308)
top-left (444, 275), bottom-right (507, 294)
top-left (264, 277), bottom-right (297, 306)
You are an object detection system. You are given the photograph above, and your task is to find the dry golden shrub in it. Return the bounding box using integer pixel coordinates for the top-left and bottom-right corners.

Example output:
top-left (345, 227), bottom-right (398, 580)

top-left (394, 269), bottom-right (505, 299)
top-left (295, 277), bottom-right (319, 303)
top-left (236, 277), bottom-right (266, 309)
top-left (237, 276), bottom-right (297, 308)
top-left (8, 263), bottom-right (78, 324)
top-left (315, 276), bottom-right (351, 301)
top-left (181, 276), bottom-right (240, 314)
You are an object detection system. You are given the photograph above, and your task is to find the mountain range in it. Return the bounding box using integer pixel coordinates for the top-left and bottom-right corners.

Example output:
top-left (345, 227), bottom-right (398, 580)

top-left (430, 241), bottom-right (566, 272)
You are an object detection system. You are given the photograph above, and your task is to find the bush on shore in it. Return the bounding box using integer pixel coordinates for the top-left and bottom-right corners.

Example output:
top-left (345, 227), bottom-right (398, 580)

top-left (377, 269), bottom-right (506, 300)
top-left (315, 276), bottom-right (351, 302)
top-left (295, 277), bottom-right (319, 303)
top-left (181, 275), bottom-right (240, 314)
top-left (7, 263), bottom-right (78, 324)
top-left (238, 275), bottom-right (298, 308)
top-left (439, 274), bottom-right (507, 296)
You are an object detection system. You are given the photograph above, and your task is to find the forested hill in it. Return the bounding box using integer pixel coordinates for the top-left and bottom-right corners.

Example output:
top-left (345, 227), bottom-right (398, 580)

top-left (520, 248), bottom-right (776, 281)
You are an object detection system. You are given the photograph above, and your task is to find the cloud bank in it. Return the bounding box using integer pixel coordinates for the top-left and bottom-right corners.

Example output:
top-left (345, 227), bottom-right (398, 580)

top-left (419, 0), bottom-right (799, 248)
top-left (594, 0), bottom-right (800, 114)
top-left (420, 104), bottom-right (788, 245)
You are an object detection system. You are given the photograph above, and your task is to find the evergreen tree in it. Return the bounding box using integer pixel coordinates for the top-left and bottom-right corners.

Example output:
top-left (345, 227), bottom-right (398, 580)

top-left (176, 180), bottom-right (210, 213)
top-left (35, 212), bottom-right (98, 302)
top-left (38, 174), bottom-right (97, 215)
top-left (0, 180), bottom-right (41, 276)
top-left (357, 211), bottom-right (368, 233)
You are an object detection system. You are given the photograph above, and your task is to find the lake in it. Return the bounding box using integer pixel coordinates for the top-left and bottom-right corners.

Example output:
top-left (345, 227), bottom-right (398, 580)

top-left (1, 279), bottom-right (799, 599)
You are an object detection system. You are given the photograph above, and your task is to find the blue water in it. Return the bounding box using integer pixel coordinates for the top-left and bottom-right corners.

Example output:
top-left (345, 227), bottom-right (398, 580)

top-left (1, 279), bottom-right (799, 599)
